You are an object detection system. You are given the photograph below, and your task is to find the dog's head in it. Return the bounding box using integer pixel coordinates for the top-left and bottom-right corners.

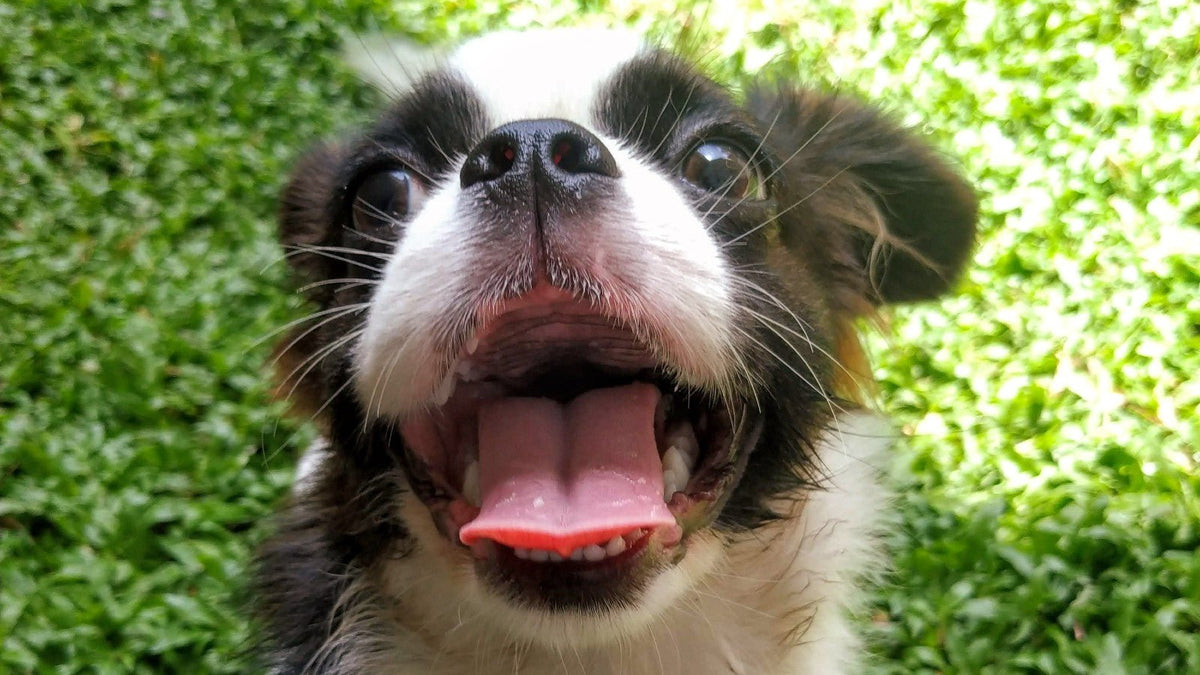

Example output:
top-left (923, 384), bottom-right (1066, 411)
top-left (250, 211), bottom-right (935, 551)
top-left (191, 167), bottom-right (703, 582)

top-left (276, 28), bottom-right (975, 648)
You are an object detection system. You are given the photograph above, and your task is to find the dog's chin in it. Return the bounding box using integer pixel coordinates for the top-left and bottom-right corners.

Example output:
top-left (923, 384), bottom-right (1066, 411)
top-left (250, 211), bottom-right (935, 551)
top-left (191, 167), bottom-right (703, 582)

top-left (469, 530), bottom-right (729, 650)
top-left (395, 490), bottom-right (732, 650)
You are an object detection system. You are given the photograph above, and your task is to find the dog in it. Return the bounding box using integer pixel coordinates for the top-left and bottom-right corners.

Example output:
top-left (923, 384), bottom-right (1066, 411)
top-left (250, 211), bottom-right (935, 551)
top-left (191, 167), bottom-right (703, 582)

top-left (254, 28), bottom-right (977, 674)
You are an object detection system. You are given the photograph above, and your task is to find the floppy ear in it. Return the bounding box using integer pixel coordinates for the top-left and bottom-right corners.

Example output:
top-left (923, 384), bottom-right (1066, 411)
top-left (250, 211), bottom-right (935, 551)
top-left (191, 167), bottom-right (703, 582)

top-left (747, 86), bottom-right (978, 306)
top-left (278, 143), bottom-right (346, 300)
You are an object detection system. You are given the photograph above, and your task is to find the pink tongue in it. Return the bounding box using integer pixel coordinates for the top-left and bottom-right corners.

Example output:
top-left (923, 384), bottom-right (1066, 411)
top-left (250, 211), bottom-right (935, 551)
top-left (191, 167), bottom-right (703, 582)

top-left (458, 383), bottom-right (675, 556)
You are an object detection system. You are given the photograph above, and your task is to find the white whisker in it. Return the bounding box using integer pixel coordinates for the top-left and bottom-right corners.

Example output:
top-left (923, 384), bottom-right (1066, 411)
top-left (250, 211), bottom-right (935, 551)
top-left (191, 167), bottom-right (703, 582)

top-left (724, 165), bottom-right (851, 247)
top-left (297, 277), bottom-right (380, 294)
top-left (283, 244), bottom-right (387, 274)
top-left (250, 302), bottom-right (370, 350)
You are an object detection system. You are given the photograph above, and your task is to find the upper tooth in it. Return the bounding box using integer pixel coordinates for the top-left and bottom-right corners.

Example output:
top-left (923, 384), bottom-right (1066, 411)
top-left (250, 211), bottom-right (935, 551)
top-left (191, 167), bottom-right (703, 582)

top-left (465, 333), bottom-right (479, 355)
top-left (662, 445), bottom-right (691, 499)
top-left (529, 549), bottom-right (550, 562)
top-left (665, 422), bottom-right (700, 466)
top-left (662, 446), bottom-right (689, 478)
top-left (462, 461), bottom-right (480, 507)
top-left (663, 469), bottom-right (682, 500)
top-left (583, 544), bottom-right (606, 562)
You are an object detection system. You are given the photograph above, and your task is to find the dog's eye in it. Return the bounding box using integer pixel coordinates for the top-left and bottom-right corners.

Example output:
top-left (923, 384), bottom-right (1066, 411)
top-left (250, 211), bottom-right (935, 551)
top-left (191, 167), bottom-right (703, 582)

top-left (351, 168), bottom-right (425, 234)
top-left (680, 141), bottom-right (765, 200)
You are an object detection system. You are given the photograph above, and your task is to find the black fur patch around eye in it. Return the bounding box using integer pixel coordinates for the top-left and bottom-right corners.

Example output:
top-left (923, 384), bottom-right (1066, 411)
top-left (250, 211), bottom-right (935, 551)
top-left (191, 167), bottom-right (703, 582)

top-left (593, 51), bottom-right (739, 163)
top-left (364, 71), bottom-right (490, 179)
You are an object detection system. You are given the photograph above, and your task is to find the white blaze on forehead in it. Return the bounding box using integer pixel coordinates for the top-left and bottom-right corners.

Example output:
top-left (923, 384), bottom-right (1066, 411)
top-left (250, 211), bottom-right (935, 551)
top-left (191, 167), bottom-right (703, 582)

top-left (449, 28), bottom-right (646, 126)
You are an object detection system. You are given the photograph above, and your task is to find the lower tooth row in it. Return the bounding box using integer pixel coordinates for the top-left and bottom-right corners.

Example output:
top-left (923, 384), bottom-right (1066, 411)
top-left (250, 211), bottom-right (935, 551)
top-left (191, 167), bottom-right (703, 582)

top-left (513, 535), bottom-right (628, 562)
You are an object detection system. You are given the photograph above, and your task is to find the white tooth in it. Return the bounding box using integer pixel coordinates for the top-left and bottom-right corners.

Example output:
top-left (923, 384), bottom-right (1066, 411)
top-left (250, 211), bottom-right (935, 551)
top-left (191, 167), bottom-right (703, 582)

top-left (662, 446), bottom-right (689, 480)
top-left (548, 551), bottom-right (564, 562)
top-left (529, 549), bottom-right (550, 562)
top-left (465, 333), bottom-right (479, 355)
top-left (662, 469), bottom-right (679, 501)
top-left (514, 547), bottom-right (530, 560)
top-left (583, 544), bottom-right (606, 562)
top-left (432, 371), bottom-right (455, 406)
top-left (461, 461), bottom-right (480, 507)
top-left (569, 547), bottom-right (584, 561)
top-left (605, 536), bottom-right (626, 557)
top-left (665, 423), bottom-right (700, 467)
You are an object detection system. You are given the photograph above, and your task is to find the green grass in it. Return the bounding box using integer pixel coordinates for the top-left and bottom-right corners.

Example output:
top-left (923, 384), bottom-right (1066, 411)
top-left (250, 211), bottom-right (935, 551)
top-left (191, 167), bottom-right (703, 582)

top-left (1, 0), bottom-right (1196, 672)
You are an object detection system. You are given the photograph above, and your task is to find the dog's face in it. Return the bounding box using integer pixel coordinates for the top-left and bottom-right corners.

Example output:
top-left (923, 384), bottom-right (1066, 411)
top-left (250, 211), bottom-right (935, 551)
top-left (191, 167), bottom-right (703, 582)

top-left (276, 29), bottom-right (975, 647)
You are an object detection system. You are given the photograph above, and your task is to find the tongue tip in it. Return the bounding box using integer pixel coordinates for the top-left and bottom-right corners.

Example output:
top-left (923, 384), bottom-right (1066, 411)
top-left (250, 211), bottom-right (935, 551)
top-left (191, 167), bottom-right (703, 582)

top-left (459, 513), bottom-right (677, 556)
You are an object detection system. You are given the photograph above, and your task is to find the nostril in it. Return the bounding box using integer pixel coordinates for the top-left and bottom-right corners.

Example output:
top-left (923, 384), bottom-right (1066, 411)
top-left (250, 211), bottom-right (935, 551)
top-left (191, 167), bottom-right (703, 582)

top-left (461, 137), bottom-right (519, 189)
top-left (551, 138), bottom-right (579, 172)
top-left (493, 143), bottom-right (516, 171)
top-left (549, 132), bottom-right (617, 177)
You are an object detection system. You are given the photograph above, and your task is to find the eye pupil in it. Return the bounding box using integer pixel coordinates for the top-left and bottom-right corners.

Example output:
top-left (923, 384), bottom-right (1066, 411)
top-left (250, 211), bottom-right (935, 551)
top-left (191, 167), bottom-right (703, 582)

top-left (681, 141), bottom-right (763, 200)
top-left (352, 169), bottom-right (418, 234)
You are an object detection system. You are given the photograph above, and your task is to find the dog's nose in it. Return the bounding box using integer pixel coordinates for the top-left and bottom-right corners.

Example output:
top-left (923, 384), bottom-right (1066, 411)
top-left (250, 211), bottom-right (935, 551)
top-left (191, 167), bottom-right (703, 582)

top-left (460, 119), bottom-right (619, 190)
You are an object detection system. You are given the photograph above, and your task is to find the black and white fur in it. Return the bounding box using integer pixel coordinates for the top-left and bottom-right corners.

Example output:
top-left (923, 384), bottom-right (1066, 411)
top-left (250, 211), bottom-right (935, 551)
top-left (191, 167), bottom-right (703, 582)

top-left (256, 28), bottom-right (976, 674)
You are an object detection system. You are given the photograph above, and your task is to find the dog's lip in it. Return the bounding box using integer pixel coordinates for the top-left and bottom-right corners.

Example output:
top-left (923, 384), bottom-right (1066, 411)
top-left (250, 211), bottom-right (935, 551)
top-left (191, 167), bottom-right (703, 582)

top-left (443, 287), bottom-right (661, 394)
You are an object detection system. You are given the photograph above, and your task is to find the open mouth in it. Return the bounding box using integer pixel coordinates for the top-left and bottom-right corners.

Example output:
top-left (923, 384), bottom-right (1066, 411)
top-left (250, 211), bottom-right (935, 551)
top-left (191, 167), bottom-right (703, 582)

top-left (392, 296), bottom-right (759, 598)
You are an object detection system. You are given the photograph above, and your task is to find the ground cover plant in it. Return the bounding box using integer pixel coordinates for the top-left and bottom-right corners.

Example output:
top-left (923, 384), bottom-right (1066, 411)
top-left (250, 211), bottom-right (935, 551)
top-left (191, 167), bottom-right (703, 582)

top-left (1, 0), bottom-right (1196, 672)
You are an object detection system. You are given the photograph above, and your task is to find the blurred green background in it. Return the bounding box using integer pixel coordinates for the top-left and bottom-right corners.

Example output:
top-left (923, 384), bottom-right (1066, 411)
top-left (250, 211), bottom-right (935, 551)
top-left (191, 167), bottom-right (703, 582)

top-left (1, 0), bottom-right (1196, 672)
